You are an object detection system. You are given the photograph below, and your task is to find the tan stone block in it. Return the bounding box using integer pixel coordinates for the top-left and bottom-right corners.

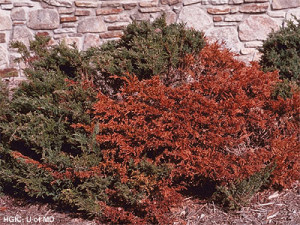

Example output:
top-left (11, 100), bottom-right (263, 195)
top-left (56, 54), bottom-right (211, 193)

top-left (205, 27), bottom-right (241, 52)
top-left (75, 9), bottom-right (91, 16)
top-left (100, 31), bottom-right (123, 39)
top-left (77, 16), bottom-right (106, 33)
top-left (41, 0), bottom-right (72, 8)
top-left (54, 28), bottom-right (76, 34)
top-left (239, 3), bottom-right (269, 13)
top-left (213, 16), bottom-right (223, 22)
top-left (2, 4), bottom-right (13, 9)
top-left (75, 1), bottom-right (98, 8)
top-left (13, 2), bottom-right (34, 7)
top-left (139, 1), bottom-right (159, 7)
top-left (62, 23), bottom-right (76, 28)
top-left (272, 0), bottom-right (300, 9)
top-left (230, 6), bottom-right (239, 13)
top-left (104, 15), bottom-right (118, 23)
top-left (123, 3), bottom-right (137, 10)
top-left (27, 9), bottom-right (59, 30)
top-left (139, 7), bottom-right (161, 13)
top-left (239, 15), bottom-right (280, 41)
top-left (161, 0), bottom-right (181, 5)
top-left (165, 10), bottom-right (177, 24)
top-left (104, 15), bottom-right (130, 23)
top-left (11, 8), bottom-right (26, 21)
top-left (12, 26), bottom-right (33, 46)
top-left (58, 8), bottom-right (74, 14)
top-left (224, 15), bottom-right (243, 21)
top-left (0, 0), bottom-right (11, 4)
top-left (0, 15), bottom-right (12, 30)
top-left (240, 48), bottom-right (255, 55)
top-left (96, 8), bottom-right (124, 15)
top-left (178, 5), bottom-right (213, 30)
top-left (182, 0), bottom-right (201, 5)
top-left (83, 34), bottom-right (101, 50)
top-left (36, 31), bottom-right (50, 37)
top-left (131, 13), bottom-right (151, 21)
top-left (60, 16), bottom-right (77, 23)
top-left (267, 11), bottom-right (286, 18)
top-left (101, 2), bottom-right (121, 8)
top-left (244, 41), bottom-right (263, 48)
top-left (207, 7), bottom-right (231, 14)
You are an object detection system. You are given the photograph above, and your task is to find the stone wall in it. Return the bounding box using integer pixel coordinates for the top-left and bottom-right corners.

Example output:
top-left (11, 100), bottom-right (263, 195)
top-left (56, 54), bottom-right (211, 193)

top-left (0, 0), bottom-right (300, 77)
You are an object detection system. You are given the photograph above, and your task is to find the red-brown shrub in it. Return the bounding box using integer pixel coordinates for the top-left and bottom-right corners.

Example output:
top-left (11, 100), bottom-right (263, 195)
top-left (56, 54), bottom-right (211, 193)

top-left (73, 43), bottom-right (299, 222)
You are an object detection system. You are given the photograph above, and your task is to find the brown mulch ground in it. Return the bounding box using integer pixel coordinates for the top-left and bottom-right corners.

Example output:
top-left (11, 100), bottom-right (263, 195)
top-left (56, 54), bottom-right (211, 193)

top-left (170, 181), bottom-right (300, 225)
top-left (0, 181), bottom-right (299, 225)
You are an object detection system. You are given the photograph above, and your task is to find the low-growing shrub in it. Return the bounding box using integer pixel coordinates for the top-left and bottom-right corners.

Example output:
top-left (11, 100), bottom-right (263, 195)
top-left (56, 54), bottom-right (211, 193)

top-left (92, 15), bottom-right (205, 93)
top-left (11, 35), bottom-right (96, 81)
top-left (0, 80), bottom-right (9, 155)
top-left (259, 17), bottom-right (300, 88)
top-left (0, 37), bottom-right (100, 204)
top-left (11, 16), bottom-right (205, 96)
top-left (212, 164), bottom-right (275, 211)
top-left (0, 19), bottom-right (205, 223)
top-left (74, 43), bottom-right (299, 219)
top-left (0, 79), bottom-right (9, 112)
top-left (0, 31), bottom-right (299, 224)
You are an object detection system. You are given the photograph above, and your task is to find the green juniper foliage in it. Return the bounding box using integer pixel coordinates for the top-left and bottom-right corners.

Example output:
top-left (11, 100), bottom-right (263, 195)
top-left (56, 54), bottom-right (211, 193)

top-left (0, 79), bottom-right (9, 117)
top-left (92, 15), bottom-right (205, 92)
top-left (259, 16), bottom-right (300, 99)
top-left (10, 16), bottom-right (205, 96)
top-left (259, 17), bottom-right (300, 83)
top-left (0, 37), bottom-right (98, 196)
top-left (212, 164), bottom-right (275, 211)
top-left (271, 78), bottom-right (299, 99)
top-left (10, 36), bottom-right (95, 80)
top-left (1, 15), bottom-right (296, 223)
top-left (0, 31), bottom-right (174, 221)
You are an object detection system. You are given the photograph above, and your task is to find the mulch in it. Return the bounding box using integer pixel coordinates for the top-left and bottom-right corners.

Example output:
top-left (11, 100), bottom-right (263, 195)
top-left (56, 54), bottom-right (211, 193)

top-left (170, 181), bottom-right (300, 225)
top-left (0, 181), bottom-right (299, 225)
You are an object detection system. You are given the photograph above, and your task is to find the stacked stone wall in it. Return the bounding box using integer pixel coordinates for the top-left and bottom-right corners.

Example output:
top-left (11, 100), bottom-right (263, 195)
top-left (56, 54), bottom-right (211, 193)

top-left (0, 0), bottom-right (300, 78)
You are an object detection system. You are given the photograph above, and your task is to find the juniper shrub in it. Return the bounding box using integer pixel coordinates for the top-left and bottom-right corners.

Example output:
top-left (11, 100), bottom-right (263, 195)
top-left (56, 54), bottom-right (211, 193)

top-left (0, 33), bottom-right (298, 224)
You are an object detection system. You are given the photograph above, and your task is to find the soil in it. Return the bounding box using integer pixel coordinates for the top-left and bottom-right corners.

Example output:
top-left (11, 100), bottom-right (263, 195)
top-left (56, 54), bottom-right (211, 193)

top-left (0, 181), bottom-right (299, 225)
